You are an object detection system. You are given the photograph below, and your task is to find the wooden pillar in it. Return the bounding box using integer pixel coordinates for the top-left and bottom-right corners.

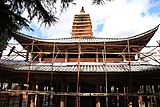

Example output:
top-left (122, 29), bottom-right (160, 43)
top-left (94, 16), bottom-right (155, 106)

top-left (0, 52), bottom-right (2, 58)
top-left (96, 83), bottom-right (100, 107)
top-left (4, 93), bottom-right (9, 107)
top-left (54, 82), bottom-right (59, 107)
top-left (154, 85), bottom-right (159, 107)
top-left (132, 85), bottom-right (138, 107)
top-left (7, 82), bottom-right (12, 89)
top-left (114, 85), bottom-right (117, 107)
top-left (60, 80), bottom-right (66, 107)
top-left (4, 82), bottom-right (12, 107)
top-left (19, 83), bottom-right (24, 107)
top-left (30, 83), bottom-right (36, 107)
top-left (107, 84), bottom-right (111, 107)
top-left (26, 50), bottom-right (29, 61)
top-left (36, 82), bottom-right (44, 107)
top-left (96, 48), bottom-right (99, 62)
top-left (137, 51), bottom-right (141, 61)
top-left (128, 81), bottom-right (133, 107)
top-left (119, 84), bottom-right (126, 107)
top-left (143, 85), bottom-right (148, 107)
top-left (48, 85), bottom-right (51, 107)
top-left (39, 53), bottom-right (42, 62)
top-left (138, 85), bottom-right (143, 107)
top-left (27, 84), bottom-right (31, 107)
top-left (60, 96), bottom-right (65, 107)
top-left (124, 86), bottom-right (128, 107)
top-left (122, 54), bottom-right (126, 61)
top-left (65, 49), bottom-right (68, 62)
top-left (0, 82), bottom-right (3, 89)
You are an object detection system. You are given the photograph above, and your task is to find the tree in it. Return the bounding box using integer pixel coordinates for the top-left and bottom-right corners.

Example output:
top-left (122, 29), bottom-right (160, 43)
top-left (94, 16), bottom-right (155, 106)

top-left (0, 0), bottom-right (110, 57)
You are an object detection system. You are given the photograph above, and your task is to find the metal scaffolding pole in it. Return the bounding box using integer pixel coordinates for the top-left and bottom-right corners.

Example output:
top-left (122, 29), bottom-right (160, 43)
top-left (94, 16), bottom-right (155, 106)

top-left (127, 40), bottom-right (132, 106)
top-left (76, 39), bottom-right (81, 107)
top-left (50, 42), bottom-right (55, 94)
top-left (104, 42), bottom-right (109, 107)
top-left (26, 40), bottom-right (34, 107)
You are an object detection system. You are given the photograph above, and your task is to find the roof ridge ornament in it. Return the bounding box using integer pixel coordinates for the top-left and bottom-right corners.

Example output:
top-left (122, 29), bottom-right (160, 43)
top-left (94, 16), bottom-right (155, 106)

top-left (80, 6), bottom-right (85, 13)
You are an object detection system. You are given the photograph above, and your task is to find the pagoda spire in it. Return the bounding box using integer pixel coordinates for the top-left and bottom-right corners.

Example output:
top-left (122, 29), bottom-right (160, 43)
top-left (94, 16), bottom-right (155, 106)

top-left (80, 6), bottom-right (85, 13)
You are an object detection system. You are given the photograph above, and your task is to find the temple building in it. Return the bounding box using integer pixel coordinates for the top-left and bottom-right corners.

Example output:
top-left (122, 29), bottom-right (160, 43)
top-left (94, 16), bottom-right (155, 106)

top-left (1, 7), bottom-right (160, 107)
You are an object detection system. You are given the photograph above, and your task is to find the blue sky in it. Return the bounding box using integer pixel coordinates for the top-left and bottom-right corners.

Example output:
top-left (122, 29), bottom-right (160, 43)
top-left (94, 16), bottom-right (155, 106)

top-left (148, 0), bottom-right (160, 15)
top-left (2, 0), bottom-right (160, 59)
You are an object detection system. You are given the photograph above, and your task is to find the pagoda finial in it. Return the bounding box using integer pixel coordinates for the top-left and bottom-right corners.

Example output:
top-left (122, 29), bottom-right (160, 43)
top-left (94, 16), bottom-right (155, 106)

top-left (80, 6), bottom-right (85, 13)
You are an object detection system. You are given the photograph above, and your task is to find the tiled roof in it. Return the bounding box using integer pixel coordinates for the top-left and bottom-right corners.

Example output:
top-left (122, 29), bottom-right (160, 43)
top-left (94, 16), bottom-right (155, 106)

top-left (0, 60), bottom-right (160, 73)
top-left (14, 24), bottom-right (159, 43)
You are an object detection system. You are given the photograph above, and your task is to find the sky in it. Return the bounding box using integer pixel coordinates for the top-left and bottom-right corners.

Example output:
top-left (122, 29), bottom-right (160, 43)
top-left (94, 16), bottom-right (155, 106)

top-left (2, 0), bottom-right (160, 60)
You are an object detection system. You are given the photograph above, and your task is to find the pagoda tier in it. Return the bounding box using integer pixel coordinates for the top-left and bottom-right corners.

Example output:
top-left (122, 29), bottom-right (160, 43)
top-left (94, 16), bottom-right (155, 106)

top-left (72, 7), bottom-right (93, 38)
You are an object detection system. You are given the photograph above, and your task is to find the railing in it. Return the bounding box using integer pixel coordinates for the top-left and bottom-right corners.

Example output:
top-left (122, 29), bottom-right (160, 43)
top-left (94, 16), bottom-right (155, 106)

top-left (1, 90), bottom-right (160, 97)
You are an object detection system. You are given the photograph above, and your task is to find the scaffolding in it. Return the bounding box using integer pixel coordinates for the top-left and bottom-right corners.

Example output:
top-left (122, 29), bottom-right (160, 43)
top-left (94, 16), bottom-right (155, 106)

top-left (1, 40), bottom-right (160, 107)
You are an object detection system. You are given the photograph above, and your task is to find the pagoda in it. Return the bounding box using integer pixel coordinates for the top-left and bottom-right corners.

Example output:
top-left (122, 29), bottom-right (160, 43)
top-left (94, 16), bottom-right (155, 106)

top-left (72, 7), bottom-right (93, 38)
top-left (0, 7), bottom-right (160, 107)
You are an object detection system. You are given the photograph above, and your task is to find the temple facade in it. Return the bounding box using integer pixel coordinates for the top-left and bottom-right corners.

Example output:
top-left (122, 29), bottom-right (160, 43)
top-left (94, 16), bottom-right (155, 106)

top-left (0, 7), bottom-right (160, 107)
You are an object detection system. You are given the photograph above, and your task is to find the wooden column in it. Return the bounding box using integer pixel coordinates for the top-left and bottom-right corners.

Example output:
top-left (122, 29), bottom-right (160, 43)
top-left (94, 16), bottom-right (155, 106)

top-left (4, 82), bottom-right (12, 107)
top-left (65, 49), bottom-right (68, 62)
top-left (96, 48), bottom-right (99, 62)
top-left (124, 86), bottom-right (127, 107)
top-left (114, 85), bottom-right (117, 107)
top-left (30, 83), bottom-right (36, 107)
top-left (39, 53), bottom-right (42, 62)
top-left (54, 82), bottom-right (59, 107)
top-left (48, 85), bottom-right (51, 107)
top-left (128, 85), bottom-right (133, 107)
top-left (27, 83), bottom-right (32, 107)
top-left (122, 54), bottom-right (126, 61)
top-left (36, 82), bottom-right (44, 107)
top-left (107, 84), bottom-right (111, 107)
top-left (26, 50), bottom-right (29, 61)
top-left (7, 82), bottom-right (12, 89)
top-left (60, 80), bottom-right (66, 107)
top-left (132, 85), bottom-right (138, 107)
top-left (138, 85), bottom-right (143, 107)
top-left (143, 85), bottom-right (148, 107)
top-left (0, 82), bottom-right (3, 89)
top-left (137, 51), bottom-right (141, 61)
top-left (60, 96), bottom-right (65, 107)
top-left (19, 83), bottom-right (24, 107)
top-left (154, 85), bottom-right (159, 107)
top-left (119, 84), bottom-right (126, 107)
top-left (4, 93), bottom-right (9, 107)
top-left (0, 52), bottom-right (2, 58)
top-left (96, 83), bottom-right (100, 107)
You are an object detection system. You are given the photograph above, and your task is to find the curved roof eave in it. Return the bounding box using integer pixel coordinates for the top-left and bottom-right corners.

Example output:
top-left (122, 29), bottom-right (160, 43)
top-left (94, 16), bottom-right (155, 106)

top-left (13, 24), bottom-right (159, 45)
